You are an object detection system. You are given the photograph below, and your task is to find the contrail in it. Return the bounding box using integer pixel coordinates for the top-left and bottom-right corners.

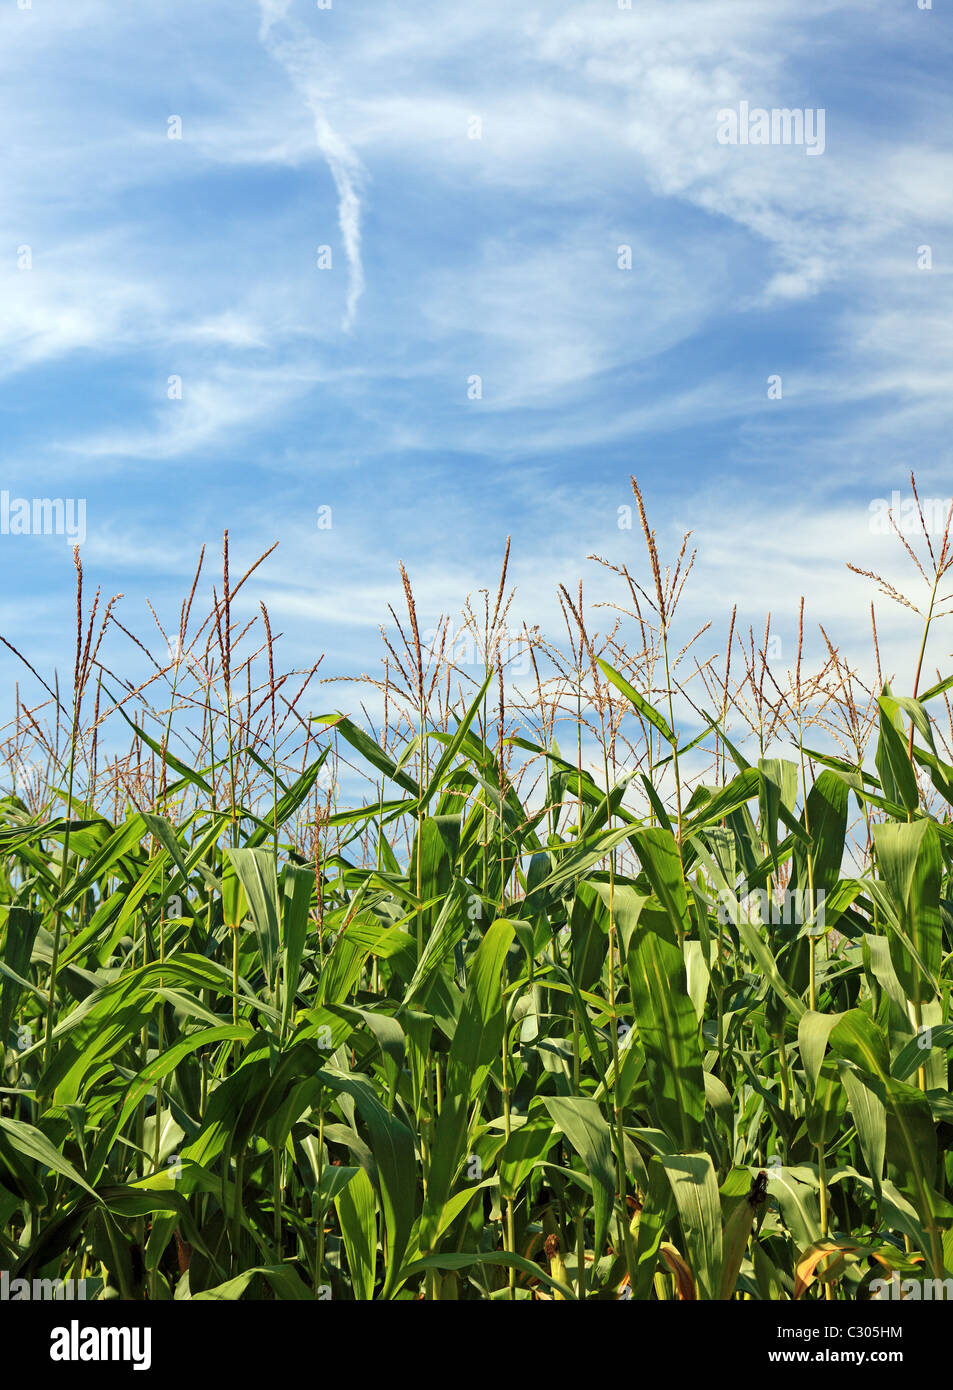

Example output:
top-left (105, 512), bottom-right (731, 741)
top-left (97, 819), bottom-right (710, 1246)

top-left (257, 3), bottom-right (365, 331)
top-left (305, 102), bottom-right (365, 331)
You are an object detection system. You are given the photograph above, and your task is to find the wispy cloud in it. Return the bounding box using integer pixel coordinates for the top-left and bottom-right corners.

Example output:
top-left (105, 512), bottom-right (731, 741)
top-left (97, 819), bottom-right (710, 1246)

top-left (257, 4), bottom-right (366, 331)
top-left (2, 0), bottom-right (950, 722)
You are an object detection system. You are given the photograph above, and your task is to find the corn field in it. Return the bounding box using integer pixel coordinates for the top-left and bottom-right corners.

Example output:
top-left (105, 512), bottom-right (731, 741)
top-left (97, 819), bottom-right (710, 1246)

top-left (3, 478), bottom-right (953, 1303)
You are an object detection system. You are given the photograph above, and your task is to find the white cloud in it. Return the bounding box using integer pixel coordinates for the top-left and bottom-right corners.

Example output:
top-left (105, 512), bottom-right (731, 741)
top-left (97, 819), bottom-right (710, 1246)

top-left (0, 235), bottom-right (164, 374)
top-left (2, 0), bottom-right (951, 726)
top-left (65, 363), bottom-right (320, 462)
top-left (257, 6), bottom-right (366, 331)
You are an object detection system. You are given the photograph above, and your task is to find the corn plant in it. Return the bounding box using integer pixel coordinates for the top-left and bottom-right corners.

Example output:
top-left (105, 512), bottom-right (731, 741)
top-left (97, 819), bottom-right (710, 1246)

top-left (2, 478), bottom-right (953, 1301)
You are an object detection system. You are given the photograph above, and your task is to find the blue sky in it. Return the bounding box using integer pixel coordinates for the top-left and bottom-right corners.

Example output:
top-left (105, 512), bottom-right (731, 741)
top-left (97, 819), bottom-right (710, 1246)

top-left (2, 0), bottom-right (952, 750)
